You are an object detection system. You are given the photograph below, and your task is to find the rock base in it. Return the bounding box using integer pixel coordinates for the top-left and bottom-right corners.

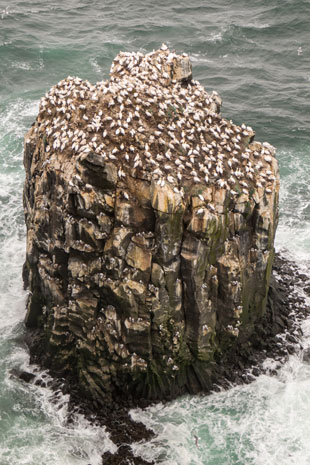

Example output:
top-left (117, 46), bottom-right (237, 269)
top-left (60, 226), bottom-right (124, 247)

top-left (20, 252), bottom-right (309, 464)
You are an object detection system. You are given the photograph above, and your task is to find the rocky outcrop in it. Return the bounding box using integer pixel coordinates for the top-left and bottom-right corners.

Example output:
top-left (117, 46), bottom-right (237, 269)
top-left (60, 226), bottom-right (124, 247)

top-left (23, 45), bottom-right (279, 403)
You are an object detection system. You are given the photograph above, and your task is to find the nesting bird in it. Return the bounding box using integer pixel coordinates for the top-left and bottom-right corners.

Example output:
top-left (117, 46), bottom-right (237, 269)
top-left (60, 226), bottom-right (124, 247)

top-left (36, 45), bottom-right (277, 203)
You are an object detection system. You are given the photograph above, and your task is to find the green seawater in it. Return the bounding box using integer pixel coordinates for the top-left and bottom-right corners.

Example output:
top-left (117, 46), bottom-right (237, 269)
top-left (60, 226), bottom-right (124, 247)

top-left (0, 1), bottom-right (309, 463)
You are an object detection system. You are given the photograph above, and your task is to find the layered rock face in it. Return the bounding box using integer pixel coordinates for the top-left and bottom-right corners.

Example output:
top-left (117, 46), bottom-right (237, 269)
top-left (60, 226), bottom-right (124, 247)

top-left (23, 45), bottom-right (279, 402)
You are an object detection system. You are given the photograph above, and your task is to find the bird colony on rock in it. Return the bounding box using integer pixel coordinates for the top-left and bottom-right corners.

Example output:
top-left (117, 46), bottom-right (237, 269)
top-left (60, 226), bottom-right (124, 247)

top-left (23, 45), bottom-right (279, 401)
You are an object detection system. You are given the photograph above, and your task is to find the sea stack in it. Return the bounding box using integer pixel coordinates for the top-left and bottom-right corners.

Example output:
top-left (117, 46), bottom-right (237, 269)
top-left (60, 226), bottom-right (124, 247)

top-left (23, 45), bottom-right (279, 402)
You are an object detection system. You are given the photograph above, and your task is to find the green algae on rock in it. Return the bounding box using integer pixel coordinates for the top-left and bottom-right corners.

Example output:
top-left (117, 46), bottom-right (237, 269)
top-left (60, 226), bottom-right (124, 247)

top-left (23, 45), bottom-right (279, 402)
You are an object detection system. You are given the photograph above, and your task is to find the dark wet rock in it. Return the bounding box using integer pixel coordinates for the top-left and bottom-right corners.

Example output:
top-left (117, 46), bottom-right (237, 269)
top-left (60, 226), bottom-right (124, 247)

top-left (10, 369), bottom-right (36, 384)
top-left (102, 447), bottom-right (155, 465)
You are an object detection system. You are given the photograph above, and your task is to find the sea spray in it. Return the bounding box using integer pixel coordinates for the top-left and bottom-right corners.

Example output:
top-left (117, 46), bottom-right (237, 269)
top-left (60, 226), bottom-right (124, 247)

top-left (0, 98), bottom-right (116, 465)
top-left (131, 316), bottom-right (310, 465)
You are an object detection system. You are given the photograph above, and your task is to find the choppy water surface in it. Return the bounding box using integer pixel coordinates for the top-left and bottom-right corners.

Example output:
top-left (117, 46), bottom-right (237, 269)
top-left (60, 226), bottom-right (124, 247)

top-left (0, 0), bottom-right (309, 463)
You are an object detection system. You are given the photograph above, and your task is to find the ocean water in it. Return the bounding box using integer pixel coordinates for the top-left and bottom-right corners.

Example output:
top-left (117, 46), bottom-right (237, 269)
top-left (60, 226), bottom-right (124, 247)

top-left (0, 1), bottom-right (309, 464)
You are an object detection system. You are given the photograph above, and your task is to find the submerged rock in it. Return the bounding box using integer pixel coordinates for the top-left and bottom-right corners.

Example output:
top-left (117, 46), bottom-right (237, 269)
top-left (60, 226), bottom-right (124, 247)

top-left (23, 45), bottom-right (279, 403)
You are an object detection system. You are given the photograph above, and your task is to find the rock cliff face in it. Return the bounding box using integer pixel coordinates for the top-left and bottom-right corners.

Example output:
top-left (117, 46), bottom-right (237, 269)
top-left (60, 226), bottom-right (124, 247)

top-left (23, 45), bottom-right (279, 402)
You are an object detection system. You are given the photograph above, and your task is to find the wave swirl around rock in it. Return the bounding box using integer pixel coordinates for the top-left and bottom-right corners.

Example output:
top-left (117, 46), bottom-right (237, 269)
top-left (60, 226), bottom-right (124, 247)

top-left (23, 45), bottom-right (279, 402)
